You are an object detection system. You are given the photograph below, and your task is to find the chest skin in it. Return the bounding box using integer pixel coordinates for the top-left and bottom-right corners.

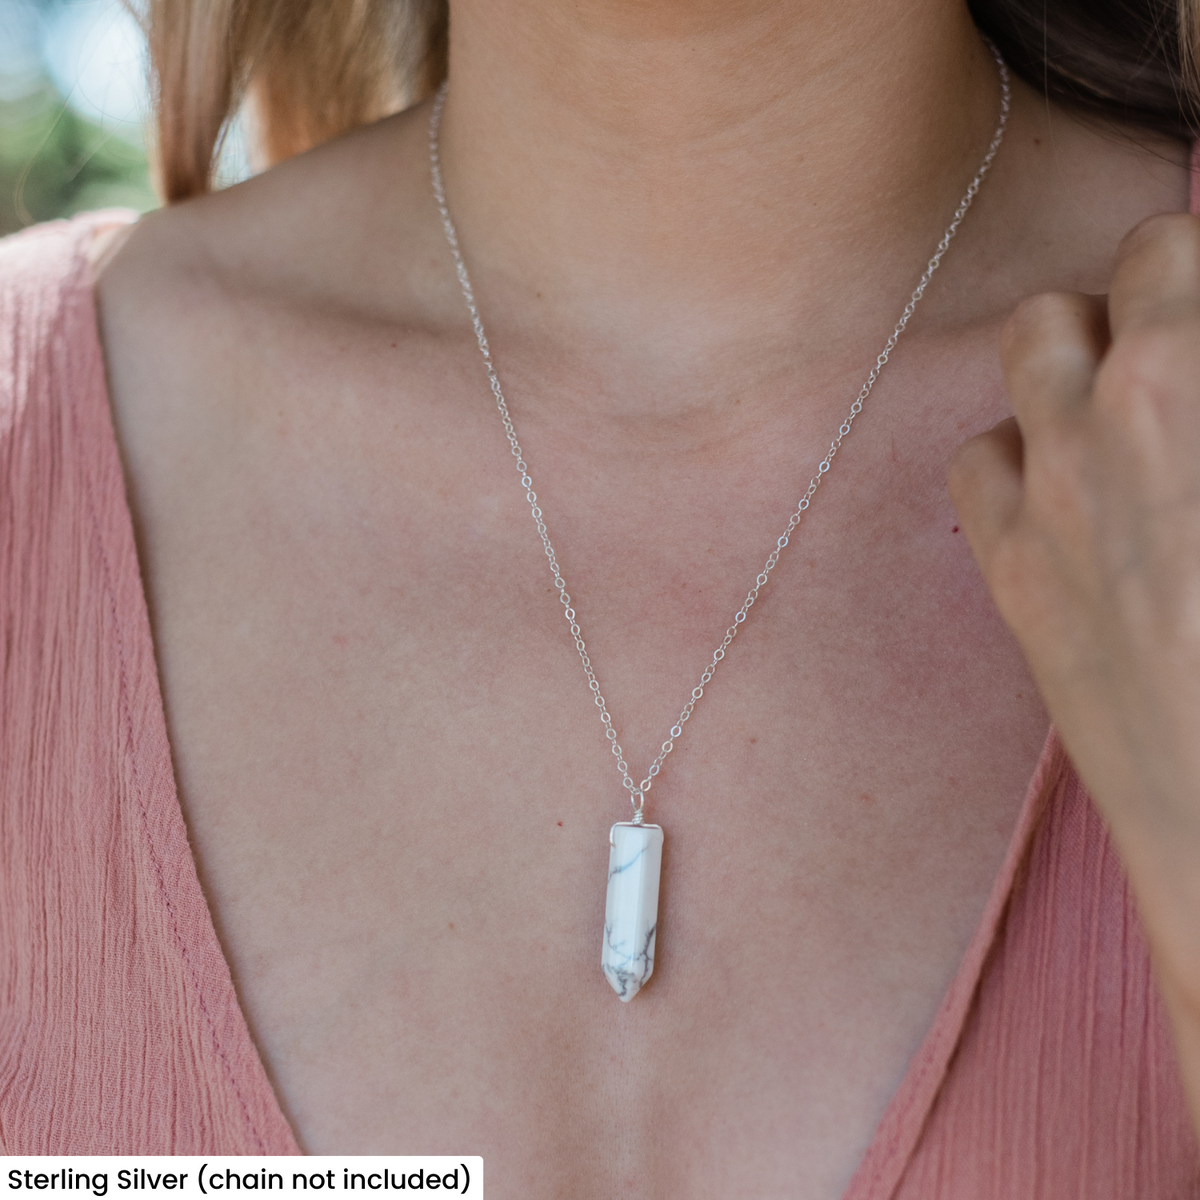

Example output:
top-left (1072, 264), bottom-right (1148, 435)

top-left (92, 94), bottom-right (1188, 1200)
top-left (101, 289), bottom-right (1043, 1199)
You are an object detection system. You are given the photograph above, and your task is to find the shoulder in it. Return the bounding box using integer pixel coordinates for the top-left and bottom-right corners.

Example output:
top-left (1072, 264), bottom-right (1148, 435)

top-left (0, 210), bottom-right (135, 325)
top-left (0, 211), bottom-right (136, 438)
top-left (0, 215), bottom-right (137, 685)
top-left (93, 102), bottom-right (454, 484)
top-left (0, 213), bottom-right (136, 601)
top-left (97, 100), bottom-right (447, 342)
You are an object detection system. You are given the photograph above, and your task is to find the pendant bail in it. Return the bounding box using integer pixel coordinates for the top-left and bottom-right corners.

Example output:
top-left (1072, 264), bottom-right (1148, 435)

top-left (630, 789), bottom-right (645, 825)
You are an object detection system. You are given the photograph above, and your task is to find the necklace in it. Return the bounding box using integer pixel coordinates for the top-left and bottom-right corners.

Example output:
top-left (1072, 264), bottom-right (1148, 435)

top-left (429, 53), bottom-right (1010, 1000)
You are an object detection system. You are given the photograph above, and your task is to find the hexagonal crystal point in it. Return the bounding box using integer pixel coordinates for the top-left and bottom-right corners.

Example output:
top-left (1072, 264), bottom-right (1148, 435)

top-left (602, 822), bottom-right (664, 1001)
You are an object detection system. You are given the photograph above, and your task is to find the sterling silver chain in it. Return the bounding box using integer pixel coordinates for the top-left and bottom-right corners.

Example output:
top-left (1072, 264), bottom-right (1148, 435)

top-left (429, 52), bottom-right (1010, 823)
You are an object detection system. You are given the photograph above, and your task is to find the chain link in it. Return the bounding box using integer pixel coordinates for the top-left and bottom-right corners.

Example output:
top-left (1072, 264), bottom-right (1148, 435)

top-left (429, 52), bottom-right (1010, 822)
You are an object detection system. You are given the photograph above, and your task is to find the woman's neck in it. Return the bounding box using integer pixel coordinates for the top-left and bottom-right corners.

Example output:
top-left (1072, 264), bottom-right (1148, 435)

top-left (438, 0), bottom-right (1003, 364)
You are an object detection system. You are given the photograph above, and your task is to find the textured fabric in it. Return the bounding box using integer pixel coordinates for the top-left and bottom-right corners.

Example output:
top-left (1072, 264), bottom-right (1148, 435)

top-left (845, 743), bottom-right (1200, 1199)
top-left (0, 216), bottom-right (298, 1155)
top-left (1, 196), bottom-right (1200, 1190)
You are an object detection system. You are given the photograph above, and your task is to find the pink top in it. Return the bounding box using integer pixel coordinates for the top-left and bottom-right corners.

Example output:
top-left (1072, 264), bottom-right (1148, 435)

top-left (2, 209), bottom-right (1199, 1195)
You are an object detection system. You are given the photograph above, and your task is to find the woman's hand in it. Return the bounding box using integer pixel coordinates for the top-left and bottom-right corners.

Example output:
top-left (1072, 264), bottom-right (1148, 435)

top-left (949, 212), bottom-right (1200, 1111)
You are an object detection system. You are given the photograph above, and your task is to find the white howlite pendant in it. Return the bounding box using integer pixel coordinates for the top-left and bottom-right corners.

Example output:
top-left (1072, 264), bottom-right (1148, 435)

top-left (602, 822), bottom-right (664, 1001)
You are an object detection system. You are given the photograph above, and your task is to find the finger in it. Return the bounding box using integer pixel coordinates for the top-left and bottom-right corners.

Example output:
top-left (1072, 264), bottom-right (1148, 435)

top-left (1000, 292), bottom-right (1108, 440)
top-left (1109, 212), bottom-right (1200, 337)
top-left (948, 417), bottom-right (1024, 569)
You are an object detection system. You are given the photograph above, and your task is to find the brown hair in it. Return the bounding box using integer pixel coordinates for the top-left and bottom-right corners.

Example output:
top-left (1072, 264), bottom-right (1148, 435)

top-left (148, 0), bottom-right (1196, 203)
top-left (147, 0), bottom-right (446, 201)
top-left (969, 0), bottom-right (1200, 137)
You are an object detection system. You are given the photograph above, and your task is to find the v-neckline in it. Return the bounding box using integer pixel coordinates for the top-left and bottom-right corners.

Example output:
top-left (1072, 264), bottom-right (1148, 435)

top-left (77, 210), bottom-right (1061, 1183)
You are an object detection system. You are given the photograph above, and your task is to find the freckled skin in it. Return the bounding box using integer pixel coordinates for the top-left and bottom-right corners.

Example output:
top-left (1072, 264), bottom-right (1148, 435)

top-left (93, 0), bottom-right (1189, 1192)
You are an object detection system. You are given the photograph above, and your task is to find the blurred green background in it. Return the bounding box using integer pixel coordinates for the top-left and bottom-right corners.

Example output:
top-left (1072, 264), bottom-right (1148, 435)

top-left (0, 80), bottom-right (157, 234)
top-left (0, 0), bottom-right (157, 235)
